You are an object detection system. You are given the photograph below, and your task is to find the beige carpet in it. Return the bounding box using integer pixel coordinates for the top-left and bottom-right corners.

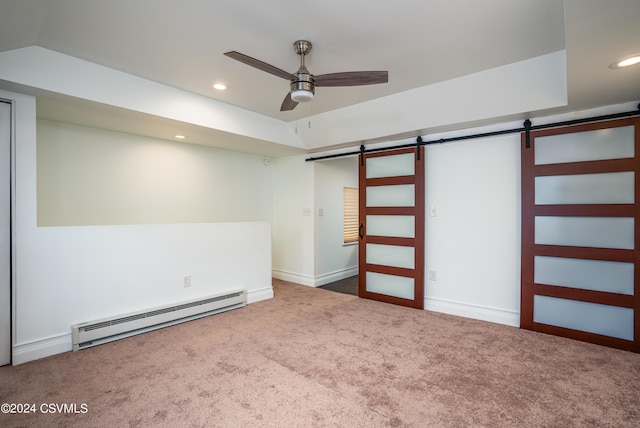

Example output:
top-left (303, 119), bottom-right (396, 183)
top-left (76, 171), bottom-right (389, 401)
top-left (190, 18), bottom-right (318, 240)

top-left (1, 279), bottom-right (639, 427)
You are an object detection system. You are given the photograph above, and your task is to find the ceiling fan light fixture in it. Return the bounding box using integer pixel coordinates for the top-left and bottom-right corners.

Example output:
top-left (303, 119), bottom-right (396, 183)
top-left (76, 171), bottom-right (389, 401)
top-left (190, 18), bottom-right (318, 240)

top-left (290, 78), bottom-right (315, 102)
top-left (291, 89), bottom-right (314, 103)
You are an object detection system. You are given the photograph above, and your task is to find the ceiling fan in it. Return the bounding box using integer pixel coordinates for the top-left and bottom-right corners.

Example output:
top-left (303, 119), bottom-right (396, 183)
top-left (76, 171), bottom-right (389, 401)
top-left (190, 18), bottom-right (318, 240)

top-left (224, 40), bottom-right (388, 111)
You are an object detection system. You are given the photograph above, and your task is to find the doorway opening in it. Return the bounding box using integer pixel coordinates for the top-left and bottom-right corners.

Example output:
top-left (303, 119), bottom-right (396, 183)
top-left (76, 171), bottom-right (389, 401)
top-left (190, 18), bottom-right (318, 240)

top-left (1, 98), bottom-right (12, 366)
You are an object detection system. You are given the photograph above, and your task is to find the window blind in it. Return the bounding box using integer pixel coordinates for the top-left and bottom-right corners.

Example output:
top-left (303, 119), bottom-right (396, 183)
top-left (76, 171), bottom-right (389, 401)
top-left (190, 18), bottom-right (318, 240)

top-left (343, 187), bottom-right (359, 243)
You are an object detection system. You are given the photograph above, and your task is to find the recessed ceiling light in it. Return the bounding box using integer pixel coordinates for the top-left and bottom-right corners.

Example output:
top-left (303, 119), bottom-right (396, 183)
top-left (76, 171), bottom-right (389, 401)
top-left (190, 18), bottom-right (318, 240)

top-left (609, 54), bottom-right (640, 69)
top-left (213, 83), bottom-right (227, 90)
top-left (175, 135), bottom-right (187, 139)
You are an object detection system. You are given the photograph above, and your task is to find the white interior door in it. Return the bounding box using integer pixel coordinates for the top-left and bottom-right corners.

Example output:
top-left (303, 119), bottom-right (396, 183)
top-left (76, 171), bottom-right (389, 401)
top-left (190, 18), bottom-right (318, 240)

top-left (0, 100), bottom-right (11, 365)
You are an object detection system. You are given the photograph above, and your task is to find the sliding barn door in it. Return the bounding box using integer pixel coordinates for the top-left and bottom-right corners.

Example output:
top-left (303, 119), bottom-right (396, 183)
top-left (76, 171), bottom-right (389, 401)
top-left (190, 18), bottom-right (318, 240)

top-left (521, 117), bottom-right (640, 352)
top-left (359, 147), bottom-right (424, 309)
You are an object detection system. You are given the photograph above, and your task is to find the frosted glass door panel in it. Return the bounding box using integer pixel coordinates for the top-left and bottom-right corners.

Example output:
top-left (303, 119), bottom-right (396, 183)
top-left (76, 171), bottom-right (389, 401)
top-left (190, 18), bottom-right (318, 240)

top-left (366, 244), bottom-right (414, 269)
top-left (534, 256), bottom-right (634, 294)
top-left (366, 215), bottom-right (415, 238)
top-left (366, 185), bottom-right (415, 207)
top-left (535, 216), bottom-right (634, 249)
top-left (535, 172), bottom-right (634, 205)
top-left (534, 295), bottom-right (633, 340)
top-left (366, 272), bottom-right (414, 300)
top-left (535, 126), bottom-right (634, 165)
top-left (366, 153), bottom-right (415, 178)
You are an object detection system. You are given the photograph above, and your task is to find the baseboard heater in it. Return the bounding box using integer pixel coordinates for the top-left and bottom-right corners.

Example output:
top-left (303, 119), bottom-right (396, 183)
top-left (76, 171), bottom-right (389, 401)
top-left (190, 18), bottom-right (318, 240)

top-left (71, 289), bottom-right (246, 351)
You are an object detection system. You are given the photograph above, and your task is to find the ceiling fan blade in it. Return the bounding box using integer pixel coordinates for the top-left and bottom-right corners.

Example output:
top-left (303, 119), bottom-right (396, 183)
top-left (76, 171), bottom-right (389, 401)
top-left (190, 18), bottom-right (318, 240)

top-left (280, 92), bottom-right (298, 111)
top-left (315, 71), bottom-right (388, 87)
top-left (224, 51), bottom-right (294, 80)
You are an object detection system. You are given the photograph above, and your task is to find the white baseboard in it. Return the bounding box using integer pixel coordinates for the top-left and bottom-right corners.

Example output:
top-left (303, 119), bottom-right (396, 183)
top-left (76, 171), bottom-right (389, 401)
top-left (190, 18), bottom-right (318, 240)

top-left (313, 267), bottom-right (358, 287)
top-left (272, 267), bottom-right (357, 287)
top-left (13, 333), bottom-right (71, 365)
top-left (247, 286), bottom-right (273, 304)
top-left (272, 269), bottom-right (315, 286)
top-left (425, 296), bottom-right (520, 327)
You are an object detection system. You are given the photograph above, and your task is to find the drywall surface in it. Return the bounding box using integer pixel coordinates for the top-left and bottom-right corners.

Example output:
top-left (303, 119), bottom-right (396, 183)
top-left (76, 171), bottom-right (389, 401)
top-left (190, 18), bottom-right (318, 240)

top-left (37, 120), bottom-right (274, 226)
top-left (314, 156), bottom-right (359, 285)
top-left (271, 155), bottom-right (316, 285)
top-left (424, 133), bottom-right (521, 326)
top-left (14, 221), bottom-right (272, 363)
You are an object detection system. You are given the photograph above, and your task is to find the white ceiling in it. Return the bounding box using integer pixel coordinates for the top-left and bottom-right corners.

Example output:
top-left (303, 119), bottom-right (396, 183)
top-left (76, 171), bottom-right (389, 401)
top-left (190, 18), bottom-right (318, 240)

top-left (0, 0), bottom-right (639, 156)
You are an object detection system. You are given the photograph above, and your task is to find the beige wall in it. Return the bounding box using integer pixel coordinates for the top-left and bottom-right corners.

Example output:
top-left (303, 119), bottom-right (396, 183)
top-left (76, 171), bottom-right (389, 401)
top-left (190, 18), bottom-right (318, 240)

top-left (37, 120), bottom-right (274, 226)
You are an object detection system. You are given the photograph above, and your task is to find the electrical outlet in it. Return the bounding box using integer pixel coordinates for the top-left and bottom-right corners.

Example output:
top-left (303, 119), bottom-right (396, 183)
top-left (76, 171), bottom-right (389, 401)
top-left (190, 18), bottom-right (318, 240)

top-left (182, 274), bottom-right (191, 288)
top-left (429, 270), bottom-right (437, 281)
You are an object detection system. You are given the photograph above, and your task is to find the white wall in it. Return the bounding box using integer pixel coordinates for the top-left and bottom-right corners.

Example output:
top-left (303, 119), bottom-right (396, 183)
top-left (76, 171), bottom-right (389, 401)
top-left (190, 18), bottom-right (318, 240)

top-left (272, 155), bottom-right (359, 288)
top-left (15, 222), bottom-right (272, 364)
top-left (424, 134), bottom-right (521, 326)
top-left (8, 94), bottom-right (274, 364)
top-left (271, 155), bottom-right (316, 285)
top-left (314, 157), bottom-right (359, 285)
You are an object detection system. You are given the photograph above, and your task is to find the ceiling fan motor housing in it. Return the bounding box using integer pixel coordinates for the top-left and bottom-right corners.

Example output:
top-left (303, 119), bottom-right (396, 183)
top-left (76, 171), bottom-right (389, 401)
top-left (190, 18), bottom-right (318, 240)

top-left (291, 72), bottom-right (315, 102)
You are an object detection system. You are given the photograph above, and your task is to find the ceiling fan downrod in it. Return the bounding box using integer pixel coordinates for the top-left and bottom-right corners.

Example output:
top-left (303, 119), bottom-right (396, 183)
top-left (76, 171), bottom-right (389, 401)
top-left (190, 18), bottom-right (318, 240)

top-left (291, 40), bottom-right (315, 102)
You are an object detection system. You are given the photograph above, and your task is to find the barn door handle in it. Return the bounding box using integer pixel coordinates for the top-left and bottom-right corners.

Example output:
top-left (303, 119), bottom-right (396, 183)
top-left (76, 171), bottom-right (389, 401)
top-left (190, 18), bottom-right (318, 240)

top-left (359, 223), bottom-right (364, 240)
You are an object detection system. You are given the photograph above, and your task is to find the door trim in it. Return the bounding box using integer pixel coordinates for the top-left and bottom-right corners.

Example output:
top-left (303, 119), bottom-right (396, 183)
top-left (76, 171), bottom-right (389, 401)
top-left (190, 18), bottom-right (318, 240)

top-left (0, 99), bottom-right (13, 365)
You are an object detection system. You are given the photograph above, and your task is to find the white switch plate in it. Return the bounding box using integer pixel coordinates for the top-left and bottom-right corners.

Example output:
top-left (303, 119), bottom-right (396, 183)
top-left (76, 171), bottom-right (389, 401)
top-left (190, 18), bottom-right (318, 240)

top-left (429, 205), bottom-right (437, 217)
top-left (183, 274), bottom-right (191, 288)
top-left (429, 270), bottom-right (437, 281)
